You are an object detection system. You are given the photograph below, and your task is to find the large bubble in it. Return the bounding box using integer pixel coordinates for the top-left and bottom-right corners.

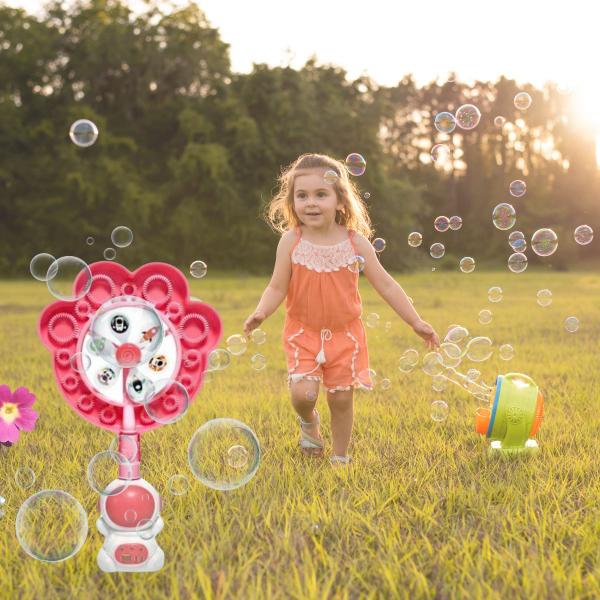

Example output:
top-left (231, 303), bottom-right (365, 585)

top-left (16, 490), bottom-right (88, 562)
top-left (444, 325), bottom-right (469, 344)
top-left (439, 342), bottom-right (461, 368)
top-left (455, 104), bottom-right (481, 130)
top-left (574, 225), bottom-right (593, 245)
top-left (434, 112), bottom-right (456, 133)
top-left (69, 119), bottom-right (98, 147)
top-left (188, 419), bottom-right (261, 491)
top-left (226, 334), bottom-right (247, 356)
top-left (422, 352), bottom-right (444, 376)
top-left (398, 349), bottom-right (419, 373)
top-left (46, 256), bottom-right (93, 301)
top-left (464, 337), bottom-right (493, 362)
top-left (345, 153), bottom-right (366, 176)
top-left (87, 451), bottom-right (131, 496)
top-left (111, 226), bottom-right (133, 248)
top-left (531, 228), bottom-right (558, 257)
top-left (430, 400), bottom-right (449, 422)
top-left (144, 380), bottom-right (189, 425)
top-left (492, 203), bottom-right (516, 230)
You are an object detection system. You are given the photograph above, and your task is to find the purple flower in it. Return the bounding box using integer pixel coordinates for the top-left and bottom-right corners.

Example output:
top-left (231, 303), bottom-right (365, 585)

top-left (0, 385), bottom-right (38, 445)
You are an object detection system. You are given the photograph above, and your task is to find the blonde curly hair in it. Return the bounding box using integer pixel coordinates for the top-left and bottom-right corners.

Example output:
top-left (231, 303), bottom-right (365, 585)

top-left (264, 153), bottom-right (373, 239)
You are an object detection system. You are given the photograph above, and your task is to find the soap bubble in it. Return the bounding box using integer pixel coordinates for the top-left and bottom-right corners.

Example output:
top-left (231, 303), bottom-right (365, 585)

top-left (430, 400), bottom-right (449, 422)
top-left (565, 316), bottom-right (579, 333)
top-left (536, 289), bottom-right (552, 307)
top-left (144, 380), bottom-right (189, 425)
top-left (434, 216), bottom-right (450, 232)
top-left (449, 216), bottom-right (463, 231)
top-left (514, 92), bottom-right (532, 110)
top-left (478, 309), bottom-right (492, 325)
top-left (422, 352), bottom-right (444, 376)
top-left (398, 349), bottom-right (419, 373)
top-left (15, 466), bottom-right (36, 490)
top-left (190, 260), bottom-right (208, 278)
top-left (508, 252), bottom-right (528, 273)
top-left (323, 170), bottom-right (339, 185)
top-left (250, 353), bottom-right (267, 371)
top-left (16, 490), bottom-right (88, 563)
top-left (345, 153), bottom-right (366, 176)
top-left (455, 104), bottom-right (481, 130)
top-left (432, 374), bottom-right (447, 392)
top-left (380, 378), bottom-right (391, 390)
top-left (87, 451), bottom-right (131, 496)
top-left (508, 230), bottom-right (526, 252)
top-left (439, 342), bottom-right (462, 368)
top-left (357, 368), bottom-right (377, 389)
top-left (499, 344), bottom-right (514, 360)
top-left (366, 313), bottom-right (380, 328)
top-left (467, 368), bottom-right (481, 381)
top-left (574, 225), bottom-right (593, 245)
top-left (494, 116), bottom-right (506, 127)
top-left (431, 144), bottom-right (451, 164)
top-left (488, 286), bottom-right (503, 303)
top-left (168, 474), bottom-right (190, 496)
top-left (459, 257), bottom-right (475, 273)
top-left (363, 192), bottom-right (371, 200)
top-left (46, 256), bottom-right (93, 301)
top-left (464, 337), bottom-right (493, 362)
top-left (348, 255), bottom-right (366, 273)
top-left (69, 119), bottom-right (98, 147)
top-left (372, 238), bottom-right (386, 253)
top-left (207, 349), bottom-right (231, 372)
top-left (188, 418), bottom-right (260, 491)
top-left (103, 248), bottom-right (116, 261)
top-left (509, 180), bottom-right (527, 198)
top-left (444, 325), bottom-right (469, 344)
top-left (250, 329), bottom-right (267, 345)
top-left (86, 236), bottom-right (95, 246)
top-left (110, 226), bottom-right (133, 248)
top-left (430, 243), bottom-right (445, 259)
top-left (492, 203), bottom-right (516, 230)
top-left (408, 232), bottom-right (423, 247)
top-left (69, 352), bottom-right (91, 373)
top-left (434, 111), bottom-right (457, 133)
top-left (226, 334), bottom-right (247, 356)
top-left (108, 434), bottom-right (138, 463)
top-left (30, 253), bottom-right (56, 282)
top-left (531, 228), bottom-right (558, 256)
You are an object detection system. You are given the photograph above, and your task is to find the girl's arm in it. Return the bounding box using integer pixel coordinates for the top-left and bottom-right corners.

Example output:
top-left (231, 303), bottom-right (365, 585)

top-left (243, 230), bottom-right (296, 336)
top-left (354, 234), bottom-right (440, 349)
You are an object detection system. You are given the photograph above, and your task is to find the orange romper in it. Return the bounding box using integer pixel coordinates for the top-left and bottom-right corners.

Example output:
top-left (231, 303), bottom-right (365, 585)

top-left (283, 227), bottom-right (372, 393)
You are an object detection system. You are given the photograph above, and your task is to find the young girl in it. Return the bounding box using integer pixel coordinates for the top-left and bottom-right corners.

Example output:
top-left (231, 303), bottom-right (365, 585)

top-left (243, 153), bottom-right (440, 466)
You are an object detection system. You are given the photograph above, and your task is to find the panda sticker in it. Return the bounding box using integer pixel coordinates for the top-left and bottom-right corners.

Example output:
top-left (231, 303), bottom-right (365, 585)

top-left (111, 314), bottom-right (129, 334)
top-left (97, 367), bottom-right (116, 386)
top-left (149, 355), bottom-right (167, 372)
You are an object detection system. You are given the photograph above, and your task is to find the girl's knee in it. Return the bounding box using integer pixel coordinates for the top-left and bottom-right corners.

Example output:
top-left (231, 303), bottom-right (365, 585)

top-left (326, 389), bottom-right (354, 411)
top-left (290, 380), bottom-right (319, 407)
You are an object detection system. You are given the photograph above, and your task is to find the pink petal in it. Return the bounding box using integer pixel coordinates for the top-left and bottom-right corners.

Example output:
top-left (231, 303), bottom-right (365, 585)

top-left (0, 385), bottom-right (11, 405)
top-left (16, 409), bottom-right (38, 431)
top-left (0, 420), bottom-right (20, 443)
top-left (13, 387), bottom-right (35, 407)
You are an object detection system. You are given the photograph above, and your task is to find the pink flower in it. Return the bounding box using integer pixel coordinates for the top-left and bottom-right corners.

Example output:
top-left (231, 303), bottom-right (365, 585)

top-left (0, 385), bottom-right (38, 446)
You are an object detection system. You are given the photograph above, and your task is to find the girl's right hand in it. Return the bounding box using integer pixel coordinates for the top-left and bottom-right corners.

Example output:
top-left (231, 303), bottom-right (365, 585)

top-left (243, 310), bottom-right (266, 337)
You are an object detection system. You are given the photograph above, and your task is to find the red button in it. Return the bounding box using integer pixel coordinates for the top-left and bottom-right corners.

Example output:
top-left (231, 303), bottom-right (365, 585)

top-left (116, 343), bottom-right (142, 367)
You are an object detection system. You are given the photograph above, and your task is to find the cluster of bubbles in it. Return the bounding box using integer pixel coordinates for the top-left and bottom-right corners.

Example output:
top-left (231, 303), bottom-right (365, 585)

top-left (434, 215), bottom-right (463, 232)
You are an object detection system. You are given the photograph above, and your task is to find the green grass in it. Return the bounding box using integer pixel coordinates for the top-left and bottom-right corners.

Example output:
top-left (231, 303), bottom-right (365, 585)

top-left (1, 271), bottom-right (600, 599)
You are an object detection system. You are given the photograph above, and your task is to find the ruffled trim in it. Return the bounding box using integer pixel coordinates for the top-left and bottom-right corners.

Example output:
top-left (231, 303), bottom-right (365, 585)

top-left (287, 326), bottom-right (304, 372)
top-left (292, 239), bottom-right (356, 273)
top-left (327, 385), bottom-right (353, 393)
top-left (287, 374), bottom-right (322, 388)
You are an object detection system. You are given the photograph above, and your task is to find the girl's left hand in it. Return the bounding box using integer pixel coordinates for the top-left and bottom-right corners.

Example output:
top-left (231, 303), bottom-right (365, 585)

top-left (412, 319), bottom-right (440, 350)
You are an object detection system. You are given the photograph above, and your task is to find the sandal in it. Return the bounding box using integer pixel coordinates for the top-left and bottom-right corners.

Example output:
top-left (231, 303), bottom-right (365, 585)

top-left (299, 409), bottom-right (324, 457)
top-left (330, 455), bottom-right (352, 467)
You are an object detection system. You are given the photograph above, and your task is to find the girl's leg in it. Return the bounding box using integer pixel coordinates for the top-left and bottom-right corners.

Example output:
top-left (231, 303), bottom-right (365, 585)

top-left (326, 388), bottom-right (354, 457)
top-left (290, 378), bottom-right (322, 444)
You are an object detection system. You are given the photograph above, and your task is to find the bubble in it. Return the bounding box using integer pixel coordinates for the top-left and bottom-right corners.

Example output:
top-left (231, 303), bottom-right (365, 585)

top-left (45, 256), bottom-right (93, 301)
top-left (108, 227), bottom-right (132, 250)
top-left (30, 253), bottom-right (56, 282)
top-left (467, 368), bottom-right (480, 381)
top-left (226, 334), bottom-right (247, 356)
top-left (434, 216), bottom-right (450, 232)
top-left (87, 451), bottom-right (131, 496)
top-left (398, 349), bottom-right (419, 373)
top-left (432, 374), bottom-right (447, 392)
top-left (190, 260), bottom-right (208, 279)
top-left (227, 445), bottom-right (249, 469)
top-left (509, 180), bottom-right (527, 198)
top-left (565, 316), bottom-right (579, 333)
top-left (459, 257), bottom-right (475, 273)
top-left (323, 170), bottom-right (339, 185)
top-left (492, 203), bottom-right (516, 230)
top-left (531, 228), bottom-right (558, 257)
top-left (478, 309), bottom-right (493, 325)
top-left (103, 248), bottom-right (116, 261)
top-left (574, 225), bottom-right (593, 245)
top-left (69, 352), bottom-right (91, 373)
top-left (16, 490), bottom-right (88, 563)
top-left (144, 380), bottom-right (189, 425)
top-left (365, 313), bottom-right (380, 328)
top-left (455, 104), bottom-right (481, 130)
top-left (508, 230), bottom-right (526, 252)
top-left (372, 238), bottom-right (386, 252)
top-left (464, 337), bottom-right (493, 362)
top-left (363, 192), bottom-right (371, 200)
top-left (357, 368), bottom-right (377, 389)
top-left (514, 92), bottom-right (532, 110)
top-left (347, 255), bottom-right (365, 273)
top-left (444, 325), bottom-right (469, 344)
top-left (15, 466), bottom-right (36, 490)
top-left (422, 352), bottom-right (444, 376)
top-left (449, 216), bottom-right (463, 231)
top-left (536, 289), bottom-right (552, 307)
top-left (408, 232), bottom-right (423, 247)
top-left (69, 119), bottom-right (98, 147)
top-left (488, 286), bottom-right (503, 303)
top-left (499, 344), bottom-right (514, 360)
top-left (380, 378), bottom-right (391, 390)
top-left (250, 353), bottom-right (267, 371)
top-left (345, 153), bottom-right (366, 176)
top-left (86, 236), bottom-right (95, 246)
top-left (430, 243), bottom-right (445, 259)
top-left (430, 400), bottom-right (449, 422)
top-left (168, 474), bottom-right (190, 496)
top-left (494, 116), bottom-right (506, 127)
top-left (250, 329), bottom-right (267, 345)
top-left (434, 111), bottom-right (457, 133)
top-left (439, 342), bottom-right (462, 368)
top-left (207, 348), bottom-right (232, 371)
top-left (430, 144), bottom-right (451, 164)
top-left (188, 418), bottom-right (260, 491)
top-left (108, 434), bottom-right (138, 463)
top-left (508, 252), bottom-right (528, 273)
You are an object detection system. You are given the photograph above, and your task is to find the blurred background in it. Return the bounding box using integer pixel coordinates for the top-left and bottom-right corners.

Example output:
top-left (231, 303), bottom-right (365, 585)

top-left (0, 0), bottom-right (598, 275)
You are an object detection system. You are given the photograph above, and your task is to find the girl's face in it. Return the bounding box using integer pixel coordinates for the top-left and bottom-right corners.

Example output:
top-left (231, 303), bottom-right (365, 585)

top-left (292, 169), bottom-right (344, 229)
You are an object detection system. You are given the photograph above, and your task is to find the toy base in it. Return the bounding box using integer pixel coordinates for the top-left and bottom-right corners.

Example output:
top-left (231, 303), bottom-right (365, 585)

top-left (489, 439), bottom-right (539, 455)
top-left (98, 545), bottom-right (164, 573)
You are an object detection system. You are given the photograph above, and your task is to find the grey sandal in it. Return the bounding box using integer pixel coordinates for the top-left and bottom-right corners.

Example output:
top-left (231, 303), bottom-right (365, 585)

top-left (299, 409), bottom-right (324, 457)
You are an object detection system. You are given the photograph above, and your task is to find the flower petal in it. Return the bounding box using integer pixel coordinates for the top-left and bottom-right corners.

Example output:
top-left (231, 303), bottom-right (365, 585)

top-left (0, 420), bottom-right (20, 443)
top-left (13, 387), bottom-right (35, 407)
top-left (0, 385), bottom-right (11, 405)
top-left (16, 409), bottom-right (38, 431)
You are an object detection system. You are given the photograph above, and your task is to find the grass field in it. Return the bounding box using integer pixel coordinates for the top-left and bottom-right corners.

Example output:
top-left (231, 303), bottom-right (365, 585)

top-left (1, 270), bottom-right (599, 599)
